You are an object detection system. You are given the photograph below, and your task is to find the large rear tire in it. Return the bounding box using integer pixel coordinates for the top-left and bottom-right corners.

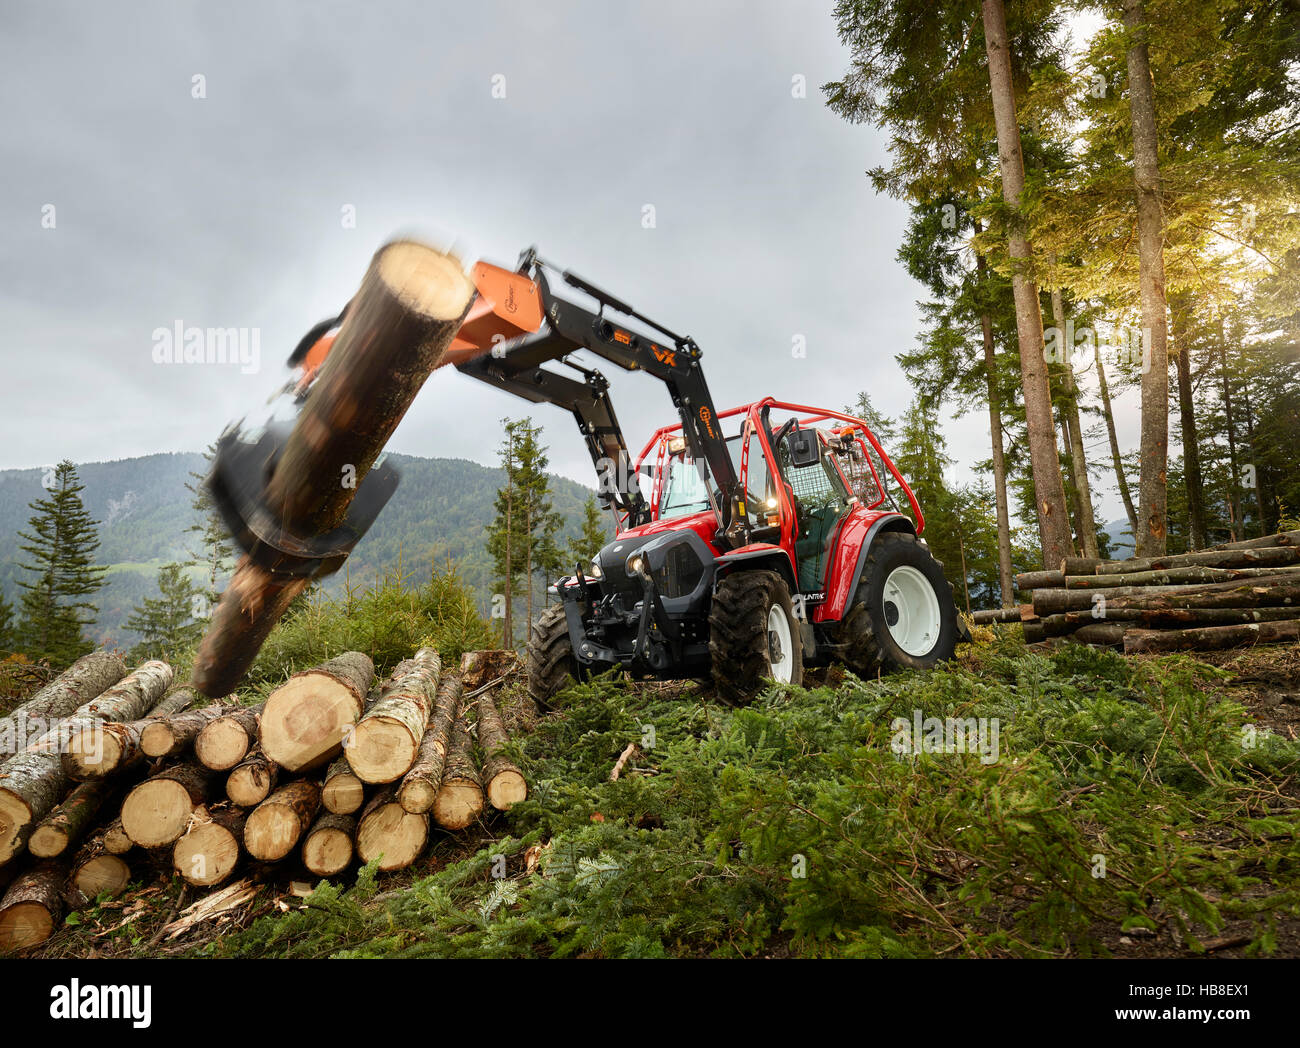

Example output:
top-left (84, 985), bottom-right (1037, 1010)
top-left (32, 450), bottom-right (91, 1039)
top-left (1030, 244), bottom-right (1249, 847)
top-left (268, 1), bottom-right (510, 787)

top-left (839, 532), bottom-right (959, 674)
top-left (527, 603), bottom-right (580, 707)
top-left (709, 570), bottom-right (804, 703)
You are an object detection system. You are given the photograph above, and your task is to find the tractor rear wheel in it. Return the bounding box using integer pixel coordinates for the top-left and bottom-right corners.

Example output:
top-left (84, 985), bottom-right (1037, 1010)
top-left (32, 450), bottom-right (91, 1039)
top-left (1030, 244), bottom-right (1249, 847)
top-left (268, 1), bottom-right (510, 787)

top-left (709, 570), bottom-right (803, 703)
top-left (527, 603), bottom-right (580, 707)
top-left (839, 532), bottom-right (959, 674)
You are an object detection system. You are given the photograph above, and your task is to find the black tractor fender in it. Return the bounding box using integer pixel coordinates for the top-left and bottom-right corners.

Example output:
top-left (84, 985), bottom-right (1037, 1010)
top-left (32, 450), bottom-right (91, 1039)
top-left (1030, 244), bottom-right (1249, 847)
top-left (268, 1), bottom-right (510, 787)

top-left (712, 545), bottom-right (799, 596)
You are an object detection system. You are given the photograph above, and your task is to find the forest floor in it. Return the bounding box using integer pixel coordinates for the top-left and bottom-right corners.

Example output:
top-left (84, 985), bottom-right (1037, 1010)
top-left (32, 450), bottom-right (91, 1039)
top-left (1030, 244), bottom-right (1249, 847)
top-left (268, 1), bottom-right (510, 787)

top-left (13, 631), bottom-right (1300, 959)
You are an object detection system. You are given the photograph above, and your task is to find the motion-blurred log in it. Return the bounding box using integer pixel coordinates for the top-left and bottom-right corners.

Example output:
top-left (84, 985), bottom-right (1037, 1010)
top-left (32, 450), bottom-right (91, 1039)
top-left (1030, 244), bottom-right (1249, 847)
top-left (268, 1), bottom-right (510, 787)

top-left (356, 787), bottom-right (427, 871)
top-left (64, 683), bottom-right (196, 781)
top-left (398, 672), bottom-right (462, 814)
top-left (322, 755), bottom-right (366, 816)
top-left (433, 712), bottom-right (483, 831)
top-left (0, 861), bottom-right (65, 950)
top-left (0, 651), bottom-right (125, 760)
top-left (173, 805), bottom-right (246, 887)
top-left (244, 781), bottom-right (321, 861)
top-left (69, 832), bottom-right (131, 905)
top-left (1124, 618), bottom-right (1300, 654)
top-left (226, 749), bottom-right (278, 807)
top-left (260, 652), bottom-right (374, 772)
top-left (28, 780), bottom-right (112, 858)
top-left (347, 649), bottom-right (440, 784)
top-left (195, 704), bottom-right (263, 771)
top-left (120, 763), bottom-right (219, 849)
top-left (302, 812), bottom-right (355, 877)
top-left (477, 691), bottom-right (526, 811)
top-left (140, 701), bottom-right (235, 759)
top-left (191, 241), bottom-right (476, 697)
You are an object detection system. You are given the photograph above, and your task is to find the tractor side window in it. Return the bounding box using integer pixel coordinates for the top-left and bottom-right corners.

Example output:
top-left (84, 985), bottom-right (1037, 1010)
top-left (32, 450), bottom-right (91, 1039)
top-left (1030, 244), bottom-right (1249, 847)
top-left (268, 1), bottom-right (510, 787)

top-left (776, 434), bottom-right (848, 509)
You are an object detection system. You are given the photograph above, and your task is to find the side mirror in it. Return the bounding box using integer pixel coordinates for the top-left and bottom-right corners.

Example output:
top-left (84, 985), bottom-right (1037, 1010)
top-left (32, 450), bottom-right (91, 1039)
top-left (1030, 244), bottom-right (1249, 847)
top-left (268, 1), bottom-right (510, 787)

top-left (788, 427), bottom-right (821, 468)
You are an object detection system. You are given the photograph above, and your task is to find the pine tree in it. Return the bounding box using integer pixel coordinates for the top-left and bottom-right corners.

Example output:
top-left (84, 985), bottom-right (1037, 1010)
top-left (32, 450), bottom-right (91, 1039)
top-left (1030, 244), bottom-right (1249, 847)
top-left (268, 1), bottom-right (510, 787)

top-left (124, 562), bottom-right (205, 661)
top-left (15, 460), bottom-right (108, 666)
top-left (486, 423), bottom-right (521, 648)
top-left (186, 442), bottom-right (235, 602)
top-left (568, 496), bottom-right (610, 567)
top-left (0, 587), bottom-right (14, 654)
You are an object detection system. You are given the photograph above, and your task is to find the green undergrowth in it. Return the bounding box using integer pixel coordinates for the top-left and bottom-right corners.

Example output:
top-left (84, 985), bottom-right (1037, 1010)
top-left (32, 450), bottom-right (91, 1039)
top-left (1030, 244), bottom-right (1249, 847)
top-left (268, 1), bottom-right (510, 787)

top-left (211, 637), bottom-right (1300, 958)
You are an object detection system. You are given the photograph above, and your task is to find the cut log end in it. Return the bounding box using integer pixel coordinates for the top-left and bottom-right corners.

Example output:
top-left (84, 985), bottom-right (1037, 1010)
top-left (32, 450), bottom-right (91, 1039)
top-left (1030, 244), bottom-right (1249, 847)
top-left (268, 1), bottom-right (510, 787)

top-left (356, 800), bottom-right (427, 871)
top-left (397, 779), bottom-right (438, 816)
top-left (376, 242), bottom-right (476, 320)
top-left (261, 659), bottom-right (372, 773)
top-left (322, 772), bottom-right (366, 816)
top-left (244, 782), bottom-right (321, 862)
top-left (433, 782), bottom-right (484, 831)
top-left (347, 719), bottom-right (420, 784)
top-left (195, 719), bottom-right (254, 771)
top-left (173, 824), bottom-right (241, 887)
top-left (72, 855), bottom-right (130, 902)
top-left (121, 780), bottom-right (196, 848)
top-left (486, 770), bottom-right (528, 811)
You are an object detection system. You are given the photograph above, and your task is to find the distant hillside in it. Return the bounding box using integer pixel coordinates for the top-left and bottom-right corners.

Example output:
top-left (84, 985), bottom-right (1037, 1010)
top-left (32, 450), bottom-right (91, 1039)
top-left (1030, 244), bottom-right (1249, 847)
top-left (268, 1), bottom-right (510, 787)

top-left (0, 452), bottom-right (607, 649)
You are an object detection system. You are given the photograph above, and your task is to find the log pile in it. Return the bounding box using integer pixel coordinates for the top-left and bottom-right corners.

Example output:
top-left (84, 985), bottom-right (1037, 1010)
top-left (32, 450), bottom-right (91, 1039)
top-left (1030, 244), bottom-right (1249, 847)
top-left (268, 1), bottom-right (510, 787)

top-left (972, 530), bottom-right (1300, 655)
top-left (0, 647), bottom-right (527, 952)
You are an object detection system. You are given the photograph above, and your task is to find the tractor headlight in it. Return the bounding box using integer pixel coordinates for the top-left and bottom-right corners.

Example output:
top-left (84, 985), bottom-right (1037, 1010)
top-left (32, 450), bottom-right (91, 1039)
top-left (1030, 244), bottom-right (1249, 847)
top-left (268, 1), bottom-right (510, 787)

top-left (587, 559), bottom-right (602, 579)
top-left (626, 552), bottom-right (649, 578)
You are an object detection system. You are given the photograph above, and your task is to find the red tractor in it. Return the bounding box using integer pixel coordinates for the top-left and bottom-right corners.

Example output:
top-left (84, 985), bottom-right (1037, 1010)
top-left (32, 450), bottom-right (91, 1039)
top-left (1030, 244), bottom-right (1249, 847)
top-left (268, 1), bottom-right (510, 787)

top-left (215, 246), bottom-right (965, 704)
top-left (448, 250), bottom-right (966, 703)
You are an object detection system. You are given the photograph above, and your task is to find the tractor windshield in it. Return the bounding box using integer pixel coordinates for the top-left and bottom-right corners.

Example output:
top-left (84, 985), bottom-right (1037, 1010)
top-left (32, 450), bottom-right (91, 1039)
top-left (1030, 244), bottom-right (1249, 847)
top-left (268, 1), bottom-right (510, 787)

top-left (659, 453), bottom-right (714, 518)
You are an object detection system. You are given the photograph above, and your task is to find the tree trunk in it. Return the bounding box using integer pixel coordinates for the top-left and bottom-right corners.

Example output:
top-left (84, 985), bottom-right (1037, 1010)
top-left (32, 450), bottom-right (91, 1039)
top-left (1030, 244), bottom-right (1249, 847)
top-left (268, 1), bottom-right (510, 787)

top-left (1095, 343), bottom-right (1139, 538)
top-left (976, 260), bottom-right (1015, 606)
top-left (1124, 618), bottom-right (1300, 654)
top-left (1071, 623), bottom-right (1126, 646)
top-left (140, 701), bottom-right (237, 759)
top-left (1084, 545), bottom-right (1300, 575)
top-left (971, 607), bottom-right (1033, 624)
top-left (398, 671), bottom-right (462, 815)
top-left (1014, 569), bottom-right (1066, 591)
top-left (195, 704), bottom-right (264, 772)
top-left (302, 812), bottom-right (356, 877)
top-left (0, 651), bottom-right (125, 760)
top-left (347, 649), bottom-right (440, 784)
top-left (1212, 530), bottom-right (1300, 552)
top-left (225, 749), bottom-right (279, 808)
top-left (192, 241), bottom-right (476, 697)
top-left (477, 691), bottom-right (527, 811)
top-left (433, 712), bottom-right (484, 831)
top-left (1062, 606), bottom-right (1300, 628)
top-left (64, 680), bottom-right (195, 781)
top-left (356, 786), bottom-right (428, 871)
top-left (1031, 573), bottom-right (1300, 615)
top-left (1241, 379), bottom-right (1266, 538)
top-left (981, 0), bottom-right (1073, 568)
top-left (1063, 565), bottom-right (1298, 589)
top-left (28, 780), bottom-right (112, 858)
top-left (0, 861), bottom-right (66, 950)
top-left (1125, 0), bottom-right (1170, 558)
top-left (1049, 274), bottom-right (1099, 558)
top-left (260, 652), bottom-right (375, 773)
top-left (1216, 326), bottom-right (1244, 540)
top-left (1171, 300), bottom-right (1207, 549)
top-left (243, 781), bottom-right (321, 861)
top-left (173, 804), bottom-right (246, 887)
top-left (120, 762), bottom-right (220, 849)
top-left (321, 755), bottom-right (366, 816)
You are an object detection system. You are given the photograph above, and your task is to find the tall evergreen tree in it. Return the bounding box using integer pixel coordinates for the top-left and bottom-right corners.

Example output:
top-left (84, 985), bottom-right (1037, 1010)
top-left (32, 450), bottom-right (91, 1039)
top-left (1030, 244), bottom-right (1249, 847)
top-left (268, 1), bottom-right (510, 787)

top-left (568, 495), bottom-right (611, 566)
top-left (124, 562), bottom-right (205, 661)
top-left (186, 442), bottom-right (235, 603)
top-left (15, 460), bottom-right (108, 666)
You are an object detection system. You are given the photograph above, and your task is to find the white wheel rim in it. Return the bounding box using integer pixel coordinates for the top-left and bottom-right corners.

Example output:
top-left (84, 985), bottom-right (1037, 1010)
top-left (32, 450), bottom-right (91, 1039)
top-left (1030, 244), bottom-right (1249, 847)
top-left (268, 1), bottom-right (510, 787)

top-left (882, 566), bottom-right (942, 657)
top-left (766, 603), bottom-right (794, 683)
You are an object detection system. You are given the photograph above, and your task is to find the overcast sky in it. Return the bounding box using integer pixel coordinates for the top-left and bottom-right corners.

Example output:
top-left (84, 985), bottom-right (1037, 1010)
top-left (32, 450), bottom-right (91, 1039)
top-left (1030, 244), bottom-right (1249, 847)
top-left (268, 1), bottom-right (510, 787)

top-left (0, 0), bottom-right (1137, 525)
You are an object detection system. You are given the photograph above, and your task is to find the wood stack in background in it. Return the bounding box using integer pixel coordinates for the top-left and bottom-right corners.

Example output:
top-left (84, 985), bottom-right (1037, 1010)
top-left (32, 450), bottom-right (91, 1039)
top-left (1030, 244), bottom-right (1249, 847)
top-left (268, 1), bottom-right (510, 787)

top-left (0, 647), bottom-right (527, 952)
top-left (972, 529), bottom-right (1300, 654)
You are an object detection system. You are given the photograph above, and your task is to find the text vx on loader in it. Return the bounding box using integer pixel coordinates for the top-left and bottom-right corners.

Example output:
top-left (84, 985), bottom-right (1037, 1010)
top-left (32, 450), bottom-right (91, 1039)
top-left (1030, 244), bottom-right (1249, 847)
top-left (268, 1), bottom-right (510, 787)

top-left (223, 246), bottom-right (966, 704)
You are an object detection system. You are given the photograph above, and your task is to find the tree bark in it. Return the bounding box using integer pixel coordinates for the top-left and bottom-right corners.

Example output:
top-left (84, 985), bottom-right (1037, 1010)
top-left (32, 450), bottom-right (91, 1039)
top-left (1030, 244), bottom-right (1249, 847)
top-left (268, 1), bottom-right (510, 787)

top-left (192, 241), bottom-right (476, 697)
top-left (1062, 606), bottom-right (1300, 629)
top-left (28, 780), bottom-right (112, 858)
top-left (1124, 618), bottom-right (1300, 654)
top-left (1062, 565), bottom-right (1298, 589)
top-left (64, 679), bottom-right (195, 781)
top-left (173, 804), bottom-right (246, 887)
top-left (225, 749), bottom-right (279, 808)
top-left (1070, 622), bottom-right (1126, 645)
top-left (981, 0), bottom-right (1073, 568)
top-left (0, 861), bottom-right (66, 950)
top-left (140, 701), bottom-right (237, 759)
top-left (477, 691), bottom-right (527, 811)
top-left (347, 649), bottom-right (440, 784)
top-left (1095, 343), bottom-right (1139, 539)
top-left (398, 671), bottom-right (462, 814)
top-left (120, 762), bottom-right (220, 849)
top-left (1014, 569), bottom-right (1066, 591)
top-left (1081, 546), bottom-right (1300, 576)
top-left (1216, 324), bottom-right (1244, 540)
top-left (1171, 299), bottom-right (1207, 549)
top-left (102, 818), bottom-right (133, 856)
top-left (243, 781), bottom-right (321, 861)
top-left (302, 812), bottom-right (356, 877)
top-left (1212, 529), bottom-right (1300, 552)
top-left (260, 652), bottom-right (374, 773)
top-left (433, 712), bottom-right (484, 831)
top-left (1031, 573), bottom-right (1300, 615)
top-left (977, 277), bottom-right (1016, 605)
top-left (195, 703), bottom-right (264, 772)
top-left (1125, 0), bottom-right (1170, 558)
top-left (0, 651), bottom-right (125, 761)
top-left (1049, 273), bottom-right (1099, 558)
top-left (356, 786), bottom-right (428, 871)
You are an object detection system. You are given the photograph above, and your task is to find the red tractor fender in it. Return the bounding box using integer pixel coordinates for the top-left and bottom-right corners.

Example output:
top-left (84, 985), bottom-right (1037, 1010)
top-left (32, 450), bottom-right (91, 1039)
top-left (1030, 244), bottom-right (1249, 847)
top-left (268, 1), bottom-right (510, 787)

top-left (713, 543), bottom-right (798, 595)
top-left (812, 510), bottom-right (916, 624)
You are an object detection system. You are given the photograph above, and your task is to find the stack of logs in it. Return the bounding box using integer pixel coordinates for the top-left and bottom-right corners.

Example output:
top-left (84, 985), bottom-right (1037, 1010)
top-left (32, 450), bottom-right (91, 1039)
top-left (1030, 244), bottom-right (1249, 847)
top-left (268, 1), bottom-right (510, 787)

top-left (972, 529), bottom-right (1300, 655)
top-left (0, 646), bottom-right (525, 952)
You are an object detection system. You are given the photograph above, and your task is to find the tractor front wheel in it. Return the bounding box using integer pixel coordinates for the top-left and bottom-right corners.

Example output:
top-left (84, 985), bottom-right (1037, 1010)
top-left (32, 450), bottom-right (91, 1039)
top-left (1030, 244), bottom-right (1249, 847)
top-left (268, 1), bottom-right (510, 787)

top-left (709, 570), bottom-right (803, 703)
top-left (527, 603), bottom-right (581, 707)
top-left (840, 532), bottom-right (959, 674)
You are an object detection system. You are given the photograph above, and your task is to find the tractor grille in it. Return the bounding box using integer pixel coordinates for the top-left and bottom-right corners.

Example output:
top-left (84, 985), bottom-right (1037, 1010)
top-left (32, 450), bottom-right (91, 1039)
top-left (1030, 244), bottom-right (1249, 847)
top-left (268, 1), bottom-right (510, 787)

top-left (654, 540), bottom-right (706, 599)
